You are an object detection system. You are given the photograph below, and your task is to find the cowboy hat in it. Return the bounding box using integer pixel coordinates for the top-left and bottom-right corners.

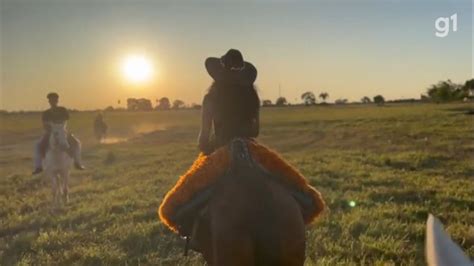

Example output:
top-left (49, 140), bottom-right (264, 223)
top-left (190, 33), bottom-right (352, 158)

top-left (205, 49), bottom-right (257, 84)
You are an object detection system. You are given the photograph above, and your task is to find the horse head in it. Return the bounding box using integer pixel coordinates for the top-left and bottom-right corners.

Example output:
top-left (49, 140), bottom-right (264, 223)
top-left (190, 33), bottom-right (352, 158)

top-left (49, 122), bottom-right (70, 151)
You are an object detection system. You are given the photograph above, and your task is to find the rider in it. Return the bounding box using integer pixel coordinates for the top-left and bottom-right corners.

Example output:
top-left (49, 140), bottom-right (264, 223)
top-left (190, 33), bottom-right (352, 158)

top-left (32, 92), bottom-right (85, 174)
top-left (198, 49), bottom-right (259, 154)
top-left (160, 49), bottom-right (259, 234)
top-left (159, 49), bottom-right (325, 237)
top-left (93, 111), bottom-right (108, 138)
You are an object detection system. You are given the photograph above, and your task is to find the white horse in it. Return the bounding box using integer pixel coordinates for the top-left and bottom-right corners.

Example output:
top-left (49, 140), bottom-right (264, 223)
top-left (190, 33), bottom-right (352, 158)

top-left (44, 122), bottom-right (73, 207)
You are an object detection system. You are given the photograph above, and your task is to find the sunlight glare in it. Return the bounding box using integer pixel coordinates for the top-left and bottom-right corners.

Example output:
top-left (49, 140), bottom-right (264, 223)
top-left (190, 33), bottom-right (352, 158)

top-left (121, 54), bottom-right (154, 84)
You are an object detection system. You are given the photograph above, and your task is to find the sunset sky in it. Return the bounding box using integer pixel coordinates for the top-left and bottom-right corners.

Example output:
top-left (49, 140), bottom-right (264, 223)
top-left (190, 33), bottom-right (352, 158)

top-left (1, 0), bottom-right (472, 111)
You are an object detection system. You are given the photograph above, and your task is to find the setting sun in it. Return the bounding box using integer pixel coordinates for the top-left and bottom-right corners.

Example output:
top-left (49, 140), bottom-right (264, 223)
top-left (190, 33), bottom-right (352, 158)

top-left (121, 54), bottom-right (154, 84)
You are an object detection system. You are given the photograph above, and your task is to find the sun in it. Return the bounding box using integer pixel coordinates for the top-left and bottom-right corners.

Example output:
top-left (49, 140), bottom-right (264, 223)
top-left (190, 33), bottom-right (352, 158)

top-left (121, 54), bottom-right (154, 83)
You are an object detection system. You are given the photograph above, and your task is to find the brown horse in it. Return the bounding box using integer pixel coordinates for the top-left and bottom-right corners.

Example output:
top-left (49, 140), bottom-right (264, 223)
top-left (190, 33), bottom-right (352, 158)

top-left (181, 139), bottom-right (306, 266)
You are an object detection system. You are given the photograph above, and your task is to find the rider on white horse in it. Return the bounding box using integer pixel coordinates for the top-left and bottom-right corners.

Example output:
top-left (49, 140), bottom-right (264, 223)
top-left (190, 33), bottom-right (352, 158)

top-left (32, 92), bottom-right (85, 174)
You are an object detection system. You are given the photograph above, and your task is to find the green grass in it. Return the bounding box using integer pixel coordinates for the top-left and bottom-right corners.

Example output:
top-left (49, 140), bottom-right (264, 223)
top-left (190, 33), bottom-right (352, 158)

top-left (1, 103), bottom-right (473, 265)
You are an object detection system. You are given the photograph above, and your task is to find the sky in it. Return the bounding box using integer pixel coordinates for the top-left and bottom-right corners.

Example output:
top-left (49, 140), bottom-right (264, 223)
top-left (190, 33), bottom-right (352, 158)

top-left (1, 0), bottom-right (472, 111)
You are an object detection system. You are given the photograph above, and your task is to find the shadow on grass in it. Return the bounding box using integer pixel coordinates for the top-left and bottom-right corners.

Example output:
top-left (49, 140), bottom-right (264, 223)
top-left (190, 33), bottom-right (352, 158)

top-left (443, 107), bottom-right (474, 115)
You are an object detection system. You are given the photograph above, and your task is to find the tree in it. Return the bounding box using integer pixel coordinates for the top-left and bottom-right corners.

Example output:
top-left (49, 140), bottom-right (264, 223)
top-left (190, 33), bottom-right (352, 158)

top-left (335, 98), bottom-right (348, 104)
top-left (127, 98), bottom-right (137, 111)
top-left (127, 98), bottom-right (152, 111)
top-left (138, 98), bottom-right (153, 111)
top-left (463, 79), bottom-right (474, 97)
top-left (276, 97), bottom-right (287, 106)
top-left (373, 95), bottom-right (385, 105)
top-left (262, 100), bottom-right (272, 107)
top-left (319, 92), bottom-right (329, 103)
top-left (427, 80), bottom-right (465, 103)
top-left (156, 97), bottom-right (171, 110)
top-left (301, 91), bottom-right (316, 106)
top-left (361, 96), bottom-right (371, 104)
top-left (172, 99), bottom-right (185, 109)
top-left (191, 103), bottom-right (202, 110)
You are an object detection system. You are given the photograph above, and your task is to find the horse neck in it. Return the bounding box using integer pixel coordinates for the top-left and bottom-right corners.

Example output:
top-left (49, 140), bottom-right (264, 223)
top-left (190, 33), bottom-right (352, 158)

top-left (48, 133), bottom-right (66, 155)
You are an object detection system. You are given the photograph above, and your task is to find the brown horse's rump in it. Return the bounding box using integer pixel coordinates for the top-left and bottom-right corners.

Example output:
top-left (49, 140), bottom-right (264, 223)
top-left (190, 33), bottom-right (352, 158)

top-left (158, 139), bottom-right (325, 233)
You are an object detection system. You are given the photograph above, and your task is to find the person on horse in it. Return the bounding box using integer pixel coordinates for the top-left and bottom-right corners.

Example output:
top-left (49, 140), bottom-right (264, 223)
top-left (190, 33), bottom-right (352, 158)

top-left (159, 49), bottom-right (325, 240)
top-left (32, 92), bottom-right (85, 174)
top-left (198, 48), bottom-right (259, 155)
top-left (93, 111), bottom-right (108, 141)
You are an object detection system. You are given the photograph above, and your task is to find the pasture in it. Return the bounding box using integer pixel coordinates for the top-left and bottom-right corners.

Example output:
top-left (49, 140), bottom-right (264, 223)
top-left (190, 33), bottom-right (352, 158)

top-left (0, 103), bottom-right (473, 265)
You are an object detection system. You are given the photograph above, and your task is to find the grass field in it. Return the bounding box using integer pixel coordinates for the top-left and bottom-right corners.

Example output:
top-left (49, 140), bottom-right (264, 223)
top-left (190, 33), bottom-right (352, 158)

top-left (0, 103), bottom-right (473, 265)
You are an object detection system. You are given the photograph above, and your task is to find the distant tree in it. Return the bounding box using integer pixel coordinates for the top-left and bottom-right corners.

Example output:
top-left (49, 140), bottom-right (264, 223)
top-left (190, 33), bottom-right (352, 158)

top-left (319, 92), bottom-right (329, 103)
top-left (104, 106), bottom-right (114, 112)
top-left (127, 98), bottom-right (137, 111)
top-left (373, 95), bottom-right (385, 105)
top-left (127, 98), bottom-right (152, 111)
top-left (276, 97), bottom-right (287, 106)
top-left (463, 79), bottom-right (474, 97)
top-left (155, 97), bottom-right (171, 110)
top-left (420, 94), bottom-right (430, 102)
top-left (335, 98), bottom-right (348, 104)
top-left (172, 99), bottom-right (185, 109)
top-left (191, 103), bottom-right (202, 110)
top-left (138, 98), bottom-right (153, 111)
top-left (127, 98), bottom-right (153, 111)
top-left (427, 80), bottom-right (465, 103)
top-left (361, 96), bottom-right (371, 104)
top-left (301, 91), bottom-right (316, 106)
top-left (262, 99), bottom-right (273, 107)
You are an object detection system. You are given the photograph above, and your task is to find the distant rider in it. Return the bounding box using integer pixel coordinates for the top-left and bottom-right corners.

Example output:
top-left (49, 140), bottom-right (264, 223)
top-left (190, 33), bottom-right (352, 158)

top-left (32, 92), bottom-right (85, 174)
top-left (93, 112), bottom-right (108, 141)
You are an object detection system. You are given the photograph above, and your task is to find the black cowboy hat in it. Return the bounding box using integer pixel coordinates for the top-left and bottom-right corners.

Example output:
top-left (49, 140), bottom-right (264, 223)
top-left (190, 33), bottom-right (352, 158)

top-left (205, 49), bottom-right (257, 85)
top-left (47, 92), bottom-right (59, 99)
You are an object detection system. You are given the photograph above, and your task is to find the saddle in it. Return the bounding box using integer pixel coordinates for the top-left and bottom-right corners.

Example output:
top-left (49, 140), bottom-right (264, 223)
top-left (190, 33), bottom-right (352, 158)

top-left (158, 138), bottom-right (325, 237)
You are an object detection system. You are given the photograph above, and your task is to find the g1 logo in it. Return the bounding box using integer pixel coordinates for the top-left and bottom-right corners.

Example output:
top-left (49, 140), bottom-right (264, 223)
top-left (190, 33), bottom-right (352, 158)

top-left (435, 13), bottom-right (457, 38)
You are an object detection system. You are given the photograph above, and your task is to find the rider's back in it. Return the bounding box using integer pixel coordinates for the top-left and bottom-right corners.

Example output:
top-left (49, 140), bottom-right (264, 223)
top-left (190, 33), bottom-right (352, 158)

top-left (205, 81), bottom-right (260, 148)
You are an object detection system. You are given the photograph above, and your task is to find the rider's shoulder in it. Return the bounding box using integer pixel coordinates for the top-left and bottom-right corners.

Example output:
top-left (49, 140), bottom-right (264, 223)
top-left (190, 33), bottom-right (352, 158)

top-left (43, 107), bottom-right (69, 115)
top-left (49, 106), bottom-right (69, 113)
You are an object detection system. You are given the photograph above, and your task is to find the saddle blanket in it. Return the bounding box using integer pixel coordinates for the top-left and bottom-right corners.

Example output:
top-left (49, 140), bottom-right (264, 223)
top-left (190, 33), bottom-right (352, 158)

top-left (158, 140), bottom-right (325, 233)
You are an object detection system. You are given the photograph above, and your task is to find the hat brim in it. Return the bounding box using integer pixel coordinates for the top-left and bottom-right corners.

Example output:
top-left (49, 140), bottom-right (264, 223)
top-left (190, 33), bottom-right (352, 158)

top-left (205, 57), bottom-right (257, 84)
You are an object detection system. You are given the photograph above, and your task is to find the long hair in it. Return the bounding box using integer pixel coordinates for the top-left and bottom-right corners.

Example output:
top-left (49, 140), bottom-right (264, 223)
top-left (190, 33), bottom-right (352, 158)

top-left (208, 81), bottom-right (260, 123)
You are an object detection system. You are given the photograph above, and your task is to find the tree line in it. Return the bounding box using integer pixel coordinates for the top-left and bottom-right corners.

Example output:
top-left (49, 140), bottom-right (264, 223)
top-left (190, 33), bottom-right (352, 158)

top-left (422, 79), bottom-right (473, 103)
top-left (261, 78), bottom-right (473, 107)
top-left (262, 92), bottom-right (386, 107)
top-left (103, 78), bottom-right (473, 111)
top-left (105, 97), bottom-right (201, 111)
